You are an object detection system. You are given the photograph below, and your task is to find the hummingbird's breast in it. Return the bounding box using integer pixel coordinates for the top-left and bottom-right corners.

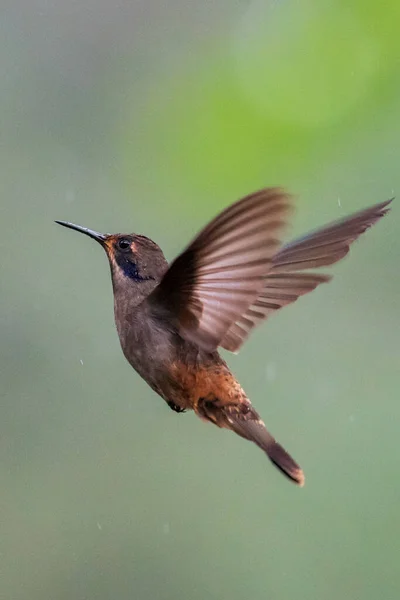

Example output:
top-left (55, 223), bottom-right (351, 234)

top-left (115, 307), bottom-right (175, 395)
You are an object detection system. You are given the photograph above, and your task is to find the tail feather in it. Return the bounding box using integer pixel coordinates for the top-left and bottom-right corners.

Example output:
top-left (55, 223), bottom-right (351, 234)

top-left (265, 439), bottom-right (305, 487)
top-left (226, 407), bottom-right (305, 486)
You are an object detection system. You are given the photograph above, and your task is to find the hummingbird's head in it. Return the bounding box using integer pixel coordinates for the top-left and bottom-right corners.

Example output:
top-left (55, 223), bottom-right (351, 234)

top-left (55, 221), bottom-right (168, 298)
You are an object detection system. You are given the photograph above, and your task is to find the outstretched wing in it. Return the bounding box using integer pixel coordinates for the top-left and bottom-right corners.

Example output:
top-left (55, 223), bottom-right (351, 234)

top-left (220, 198), bottom-right (392, 352)
top-left (148, 188), bottom-right (291, 351)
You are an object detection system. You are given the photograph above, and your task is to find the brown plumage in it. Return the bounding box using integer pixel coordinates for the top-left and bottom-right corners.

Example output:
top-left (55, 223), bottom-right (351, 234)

top-left (56, 188), bottom-right (391, 486)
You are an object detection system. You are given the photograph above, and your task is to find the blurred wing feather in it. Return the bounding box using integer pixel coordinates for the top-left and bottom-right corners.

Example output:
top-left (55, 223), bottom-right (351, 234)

top-left (221, 198), bottom-right (392, 352)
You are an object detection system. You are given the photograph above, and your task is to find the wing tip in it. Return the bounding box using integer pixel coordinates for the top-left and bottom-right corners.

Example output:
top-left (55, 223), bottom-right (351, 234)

top-left (366, 196), bottom-right (393, 222)
top-left (378, 196), bottom-right (394, 210)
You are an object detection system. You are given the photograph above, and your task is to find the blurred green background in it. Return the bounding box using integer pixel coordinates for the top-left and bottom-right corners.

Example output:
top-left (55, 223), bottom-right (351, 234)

top-left (1, 1), bottom-right (399, 599)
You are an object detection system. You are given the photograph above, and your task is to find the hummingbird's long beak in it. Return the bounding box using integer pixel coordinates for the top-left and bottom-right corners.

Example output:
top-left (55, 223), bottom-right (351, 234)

top-left (55, 221), bottom-right (107, 244)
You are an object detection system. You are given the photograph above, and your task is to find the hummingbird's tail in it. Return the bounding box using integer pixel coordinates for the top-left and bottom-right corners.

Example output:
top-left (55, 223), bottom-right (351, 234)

top-left (196, 398), bottom-right (304, 485)
top-left (226, 409), bottom-right (305, 486)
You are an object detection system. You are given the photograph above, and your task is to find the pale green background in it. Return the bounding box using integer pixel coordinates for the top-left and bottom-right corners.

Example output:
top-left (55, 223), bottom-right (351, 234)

top-left (1, 1), bottom-right (399, 599)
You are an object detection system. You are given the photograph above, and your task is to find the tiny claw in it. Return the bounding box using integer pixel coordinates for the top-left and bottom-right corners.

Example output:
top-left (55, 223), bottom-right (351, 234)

top-left (167, 401), bottom-right (186, 413)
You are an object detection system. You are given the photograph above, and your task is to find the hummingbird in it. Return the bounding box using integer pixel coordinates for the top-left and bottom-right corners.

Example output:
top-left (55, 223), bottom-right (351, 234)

top-left (56, 188), bottom-right (391, 486)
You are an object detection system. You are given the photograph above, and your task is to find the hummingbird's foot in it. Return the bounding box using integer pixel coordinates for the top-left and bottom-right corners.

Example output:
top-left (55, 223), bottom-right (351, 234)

top-left (167, 400), bottom-right (186, 413)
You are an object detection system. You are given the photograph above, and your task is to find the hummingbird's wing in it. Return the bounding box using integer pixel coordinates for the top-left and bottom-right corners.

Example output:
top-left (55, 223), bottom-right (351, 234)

top-left (148, 188), bottom-right (291, 351)
top-left (220, 198), bottom-right (392, 352)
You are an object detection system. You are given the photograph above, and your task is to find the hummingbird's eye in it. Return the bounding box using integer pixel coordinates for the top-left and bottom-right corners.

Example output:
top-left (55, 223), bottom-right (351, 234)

top-left (117, 238), bottom-right (131, 252)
